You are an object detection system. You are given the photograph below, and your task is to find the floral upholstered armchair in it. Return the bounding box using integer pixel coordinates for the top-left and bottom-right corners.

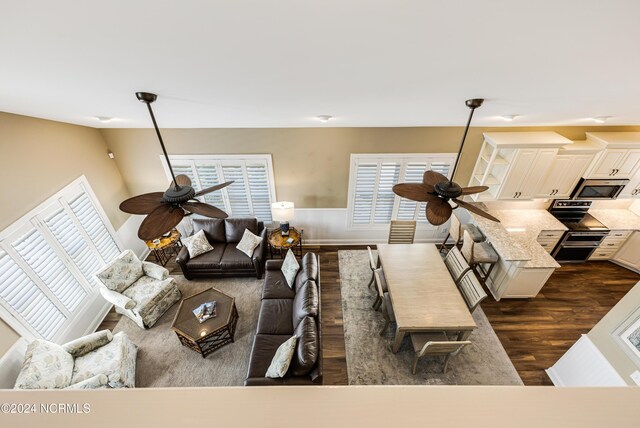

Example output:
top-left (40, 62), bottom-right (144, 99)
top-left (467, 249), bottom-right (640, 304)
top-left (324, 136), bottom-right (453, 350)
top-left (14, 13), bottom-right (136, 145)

top-left (14, 330), bottom-right (137, 389)
top-left (95, 249), bottom-right (181, 329)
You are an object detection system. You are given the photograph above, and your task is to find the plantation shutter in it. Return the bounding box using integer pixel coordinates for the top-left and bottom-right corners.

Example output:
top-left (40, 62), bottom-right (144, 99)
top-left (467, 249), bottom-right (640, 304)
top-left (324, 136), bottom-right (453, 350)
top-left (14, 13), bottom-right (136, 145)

top-left (0, 249), bottom-right (67, 340)
top-left (69, 192), bottom-right (120, 262)
top-left (349, 154), bottom-right (456, 225)
top-left (44, 208), bottom-right (102, 287)
top-left (246, 162), bottom-right (272, 221)
top-left (193, 163), bottom-right (224, 208)
top-left (11, 228), bottom-right (87, 313)
top-left (373, 162), bottom-right (401, 224)
top-left (352, 162), bottom-right (377, 224)
top-left (220, 165), bottom-right (252, 217)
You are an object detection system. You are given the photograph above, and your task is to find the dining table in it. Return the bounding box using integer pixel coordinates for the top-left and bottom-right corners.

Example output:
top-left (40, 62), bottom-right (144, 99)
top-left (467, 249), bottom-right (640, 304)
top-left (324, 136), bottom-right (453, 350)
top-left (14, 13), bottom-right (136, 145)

top-left (376, 243), bottom-right (477, 353)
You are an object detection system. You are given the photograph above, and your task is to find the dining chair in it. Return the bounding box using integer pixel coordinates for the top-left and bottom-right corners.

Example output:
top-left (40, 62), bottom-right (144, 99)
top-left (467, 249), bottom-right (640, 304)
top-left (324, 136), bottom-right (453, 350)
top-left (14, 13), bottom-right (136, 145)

top-left (372, 266), bottom-right (388, 310)
top-left (409, 332), bottom-right (471, 374)
top-left (443, 247), bottom-right (472, 284)
top-left (461, 229), bottom-right (499, 286)
top-left (457, 270), bottom-right (487, 313)
top-left (374, 269), bottom-right (395, 336)
top-left (366, 246), bottom-right (378, 289)
top-left (440, 213), bottom-right (484, 251)
top-left (388, 220), bottom-right (416, 244)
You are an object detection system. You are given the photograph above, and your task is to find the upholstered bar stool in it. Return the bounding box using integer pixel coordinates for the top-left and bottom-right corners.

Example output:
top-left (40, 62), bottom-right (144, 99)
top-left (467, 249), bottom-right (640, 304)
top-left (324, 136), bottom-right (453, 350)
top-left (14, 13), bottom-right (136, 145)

top-left (461, 230), bottom-right (499, 286)
top-left (440, 212), bottom-right (484, 251)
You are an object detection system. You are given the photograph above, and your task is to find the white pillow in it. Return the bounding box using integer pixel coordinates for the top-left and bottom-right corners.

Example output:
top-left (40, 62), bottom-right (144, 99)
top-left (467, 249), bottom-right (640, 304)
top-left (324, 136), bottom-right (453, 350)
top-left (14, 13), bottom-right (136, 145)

top-left (183, 230), bottom-right (214, 258)
top-left (236, 229), bottom-right (262, 258)
top-left (281, 249), bottom-right (300, 289)
top-left (265, 336), bottom-right (297, 378)
top-left (14, 340), bottom-right (74, 389)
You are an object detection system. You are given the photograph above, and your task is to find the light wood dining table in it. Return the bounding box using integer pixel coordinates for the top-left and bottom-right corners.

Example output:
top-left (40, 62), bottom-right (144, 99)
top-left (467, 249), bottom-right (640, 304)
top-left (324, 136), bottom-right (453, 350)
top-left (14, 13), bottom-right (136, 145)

top-left (376, 243), bottom-right (477, 353)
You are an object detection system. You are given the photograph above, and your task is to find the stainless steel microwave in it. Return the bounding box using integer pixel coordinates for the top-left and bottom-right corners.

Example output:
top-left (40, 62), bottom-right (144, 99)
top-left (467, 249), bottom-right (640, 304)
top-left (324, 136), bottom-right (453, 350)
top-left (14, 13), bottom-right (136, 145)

top-left (571, 178), bottom-right (629, 200)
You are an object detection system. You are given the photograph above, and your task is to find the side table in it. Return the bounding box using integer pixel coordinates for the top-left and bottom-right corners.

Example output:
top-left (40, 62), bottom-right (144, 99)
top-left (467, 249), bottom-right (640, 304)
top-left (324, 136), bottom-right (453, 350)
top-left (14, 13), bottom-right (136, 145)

top-left (145, 229), bottom-right (182, 266)
top-left (268, 227), bottom-right (303, 258)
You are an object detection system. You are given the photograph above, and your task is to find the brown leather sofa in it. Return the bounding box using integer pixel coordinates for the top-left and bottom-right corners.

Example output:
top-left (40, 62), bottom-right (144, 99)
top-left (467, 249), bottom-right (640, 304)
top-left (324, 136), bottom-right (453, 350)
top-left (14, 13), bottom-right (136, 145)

top-left (176, 218), bottom-right (267, 279)
top-left (245, 253), bottom-right (322, 386)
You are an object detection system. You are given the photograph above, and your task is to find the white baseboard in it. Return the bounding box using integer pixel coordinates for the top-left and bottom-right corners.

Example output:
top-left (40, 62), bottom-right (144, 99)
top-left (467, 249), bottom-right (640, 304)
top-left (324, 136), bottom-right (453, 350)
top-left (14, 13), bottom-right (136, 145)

top-left (610, 259), bottom-right (640, 274)
top-left (0, 337), bottom-right (28, 389)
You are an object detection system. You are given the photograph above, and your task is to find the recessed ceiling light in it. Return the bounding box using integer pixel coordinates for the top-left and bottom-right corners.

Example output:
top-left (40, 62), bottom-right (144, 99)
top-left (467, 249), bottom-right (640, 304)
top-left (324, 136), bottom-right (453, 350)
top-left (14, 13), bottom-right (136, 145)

top-left (94, 116), bottom-right (114, 123)
top-left (501, 114), bottom-right (519, 121)
top-left (592, 116), bottom-right (612, 124)
top-left (316, 115), bottom-right (333, 123)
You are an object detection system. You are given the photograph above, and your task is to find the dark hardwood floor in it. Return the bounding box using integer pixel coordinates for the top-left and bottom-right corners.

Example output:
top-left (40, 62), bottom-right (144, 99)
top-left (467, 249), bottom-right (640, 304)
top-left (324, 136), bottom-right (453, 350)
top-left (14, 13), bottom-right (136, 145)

top-left (98, 247), bottom-right (639, 387)
top-left (481, 260), bottom-right (639, 385)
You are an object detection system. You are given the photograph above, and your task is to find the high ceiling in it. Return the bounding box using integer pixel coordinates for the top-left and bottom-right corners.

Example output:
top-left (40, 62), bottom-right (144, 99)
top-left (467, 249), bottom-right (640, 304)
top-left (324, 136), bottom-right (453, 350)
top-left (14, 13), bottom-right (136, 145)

top-left (1, 1), bottom-right (639, 128)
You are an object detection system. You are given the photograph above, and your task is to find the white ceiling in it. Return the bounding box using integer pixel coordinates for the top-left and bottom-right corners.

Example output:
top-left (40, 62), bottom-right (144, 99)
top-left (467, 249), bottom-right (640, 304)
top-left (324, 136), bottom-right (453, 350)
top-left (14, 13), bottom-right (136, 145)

top-left (1, 1), bottom-right (639, 128)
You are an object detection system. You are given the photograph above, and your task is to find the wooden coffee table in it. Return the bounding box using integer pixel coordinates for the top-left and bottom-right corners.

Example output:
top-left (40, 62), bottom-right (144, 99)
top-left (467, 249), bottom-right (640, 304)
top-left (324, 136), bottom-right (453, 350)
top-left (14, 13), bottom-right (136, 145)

top-left (171, 288), bottom-right (239, 358)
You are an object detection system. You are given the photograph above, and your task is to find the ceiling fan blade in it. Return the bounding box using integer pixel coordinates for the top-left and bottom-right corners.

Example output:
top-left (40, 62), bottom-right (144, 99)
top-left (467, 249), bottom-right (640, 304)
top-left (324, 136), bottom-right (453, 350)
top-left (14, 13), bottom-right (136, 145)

top-left (392, 183), bottom-right (437, 202)
top-left (423, 170), bottom-right (449, 186)
top-left (170, 174), bottom-right (192, 188)
top-left (182, 202), bottom-right (229, 219)
top-left (460, 186), bottom-right (489, 196)
top-left (425, 199), bottom-right (452, 226)
top-left (119, 192), bottom-right (165, 214)
top-left (194, 181), bottom-right (235, 197)
top-left (452, 198), bottom-right (500, 223)
top-left (138, 205), bottom-right (185, 240)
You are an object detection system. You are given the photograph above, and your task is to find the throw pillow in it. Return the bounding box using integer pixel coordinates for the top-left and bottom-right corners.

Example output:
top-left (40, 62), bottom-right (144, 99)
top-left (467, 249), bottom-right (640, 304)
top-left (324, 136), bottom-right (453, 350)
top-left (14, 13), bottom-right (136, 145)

top-left (183, 230), bottom-right (214, 258)
top-left (265, 336), bottom-right (297, 378)
top-left (281, 249), bottom-right (300, 289)
top-left (96, 249), bottom-right (143, 293)
top-left (236, 229), bottom-right (262, 258)
top-left (14, 340), bottom-right (74, 389)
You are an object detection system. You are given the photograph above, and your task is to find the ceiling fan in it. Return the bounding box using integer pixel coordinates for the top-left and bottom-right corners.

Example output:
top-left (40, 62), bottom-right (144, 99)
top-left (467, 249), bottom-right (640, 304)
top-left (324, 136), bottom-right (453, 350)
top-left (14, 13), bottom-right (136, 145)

top-left (119, 92), bottom-right (234, 240)
top-left (392, 98), bottom-right (500, 226)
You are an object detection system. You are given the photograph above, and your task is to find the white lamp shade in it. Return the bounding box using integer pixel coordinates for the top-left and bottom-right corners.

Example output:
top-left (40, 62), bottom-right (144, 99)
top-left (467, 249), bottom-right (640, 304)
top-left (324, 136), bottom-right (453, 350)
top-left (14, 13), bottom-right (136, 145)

top-left (271, 201), bottom-right (295, 222)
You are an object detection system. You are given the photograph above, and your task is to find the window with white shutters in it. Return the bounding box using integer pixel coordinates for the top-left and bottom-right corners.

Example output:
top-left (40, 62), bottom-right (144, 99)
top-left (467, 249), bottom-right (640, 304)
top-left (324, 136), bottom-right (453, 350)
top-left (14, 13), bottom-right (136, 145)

top-left (163, 155), bottom-right (276, 223)
top-left (0, 176), bottom-right (122, 343)
top-left (0, 250), bottom-right (66, 340)
top-left (348, 154), bottom-right (456, 227)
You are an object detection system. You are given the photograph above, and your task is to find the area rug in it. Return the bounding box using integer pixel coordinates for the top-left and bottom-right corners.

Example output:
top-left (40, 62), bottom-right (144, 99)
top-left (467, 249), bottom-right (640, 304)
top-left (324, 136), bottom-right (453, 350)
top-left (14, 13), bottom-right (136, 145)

top-left (338, 250), bottom-right (523, 385)
top-left (112, 275), bottom-right (262, 387)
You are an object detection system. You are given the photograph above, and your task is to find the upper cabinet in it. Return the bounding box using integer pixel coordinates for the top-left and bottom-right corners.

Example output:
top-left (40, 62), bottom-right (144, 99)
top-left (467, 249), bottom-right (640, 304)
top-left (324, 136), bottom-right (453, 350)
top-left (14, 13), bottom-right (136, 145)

top-left (469, 132), bottom-right (573, 201)
top-left (584, 133), bottom-right (640, 179)
top-left (533, 154), bottom-right (594, 199)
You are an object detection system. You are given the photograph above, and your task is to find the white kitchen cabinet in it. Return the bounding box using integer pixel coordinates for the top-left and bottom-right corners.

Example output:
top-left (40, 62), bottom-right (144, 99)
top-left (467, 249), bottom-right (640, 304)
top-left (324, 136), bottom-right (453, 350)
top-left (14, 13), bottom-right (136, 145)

top-left (536, 230), bottom-right (564, 253)
top-left (619, 172), bottom-right (640, 199)
top-left (612, 231), bottom-right (640, 272)
top-left (485, 258), bottom-right (555, 300)
top-left (589, 230), bottom-right (633, 261)
top-left (534, 154), bottom-right (594, 199)
top-left (585, 133), bottom-right (640, 179)
top-left (469, 132), bottom-right (573, 201)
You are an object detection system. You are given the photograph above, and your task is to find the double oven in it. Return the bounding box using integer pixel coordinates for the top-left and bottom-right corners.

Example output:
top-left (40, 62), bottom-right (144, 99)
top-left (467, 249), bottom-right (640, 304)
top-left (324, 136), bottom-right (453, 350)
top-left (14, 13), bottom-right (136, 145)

top-left (548, 200), bottom-right (609, 263)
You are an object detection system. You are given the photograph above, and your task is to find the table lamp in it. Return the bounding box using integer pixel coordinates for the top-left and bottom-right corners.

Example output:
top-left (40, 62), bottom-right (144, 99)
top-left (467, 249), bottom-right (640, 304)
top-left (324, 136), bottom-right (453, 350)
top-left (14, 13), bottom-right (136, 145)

top-left (271, 201), bottom-right (295, 236)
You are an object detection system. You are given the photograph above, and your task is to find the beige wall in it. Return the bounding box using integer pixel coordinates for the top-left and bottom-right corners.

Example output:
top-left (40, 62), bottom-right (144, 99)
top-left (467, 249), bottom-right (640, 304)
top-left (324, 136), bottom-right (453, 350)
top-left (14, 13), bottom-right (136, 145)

top-left (101, 125), bottom-right (640, 209)
top-left (589, 281), bottom-right (640, 385)
top-left (0, 112), bottom-right (131, 355)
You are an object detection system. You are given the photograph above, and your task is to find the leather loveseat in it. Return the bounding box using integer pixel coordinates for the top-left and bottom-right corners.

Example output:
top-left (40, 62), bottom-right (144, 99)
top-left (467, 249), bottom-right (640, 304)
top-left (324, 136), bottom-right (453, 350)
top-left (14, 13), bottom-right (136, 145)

top-left (176, 218), bottom-right (267, 279)
top-left (245, 253), bottom-right (323, 385)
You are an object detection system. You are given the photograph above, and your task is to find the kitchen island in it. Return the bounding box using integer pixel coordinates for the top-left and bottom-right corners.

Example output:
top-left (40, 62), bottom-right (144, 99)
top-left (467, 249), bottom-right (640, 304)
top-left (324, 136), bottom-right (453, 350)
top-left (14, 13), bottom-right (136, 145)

top-left (466, 206), bottom-right (565, 300)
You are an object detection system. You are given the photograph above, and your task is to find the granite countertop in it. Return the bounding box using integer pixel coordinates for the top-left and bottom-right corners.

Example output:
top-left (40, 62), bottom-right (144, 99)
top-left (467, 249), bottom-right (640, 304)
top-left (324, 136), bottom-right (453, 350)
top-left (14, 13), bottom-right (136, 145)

top-left (588, 209), bottom-right (640, 231)
top-left (467, 206), bottom-right (565, 269)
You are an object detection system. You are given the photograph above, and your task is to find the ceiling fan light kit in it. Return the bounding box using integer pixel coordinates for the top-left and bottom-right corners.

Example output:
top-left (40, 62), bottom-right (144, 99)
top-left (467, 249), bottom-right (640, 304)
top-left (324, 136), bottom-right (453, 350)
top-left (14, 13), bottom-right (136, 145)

top-left (119, 92), bottom-right (234, 240)
top-left (392, 98), bottom-right (500, 226)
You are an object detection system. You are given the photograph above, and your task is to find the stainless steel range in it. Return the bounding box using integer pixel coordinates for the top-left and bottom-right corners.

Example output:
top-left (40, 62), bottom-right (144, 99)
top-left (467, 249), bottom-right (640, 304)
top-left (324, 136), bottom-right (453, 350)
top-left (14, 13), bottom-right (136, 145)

top-left (548, 200), bottom-right (609, 263)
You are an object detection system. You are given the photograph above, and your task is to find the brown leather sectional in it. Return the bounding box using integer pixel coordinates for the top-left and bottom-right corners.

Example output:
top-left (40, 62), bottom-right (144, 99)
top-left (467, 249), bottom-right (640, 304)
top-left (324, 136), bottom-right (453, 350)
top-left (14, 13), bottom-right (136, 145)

top-left (176, 218), bottom-right (267, 279)
top-left (245, 253), bottom-right (323, 385)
